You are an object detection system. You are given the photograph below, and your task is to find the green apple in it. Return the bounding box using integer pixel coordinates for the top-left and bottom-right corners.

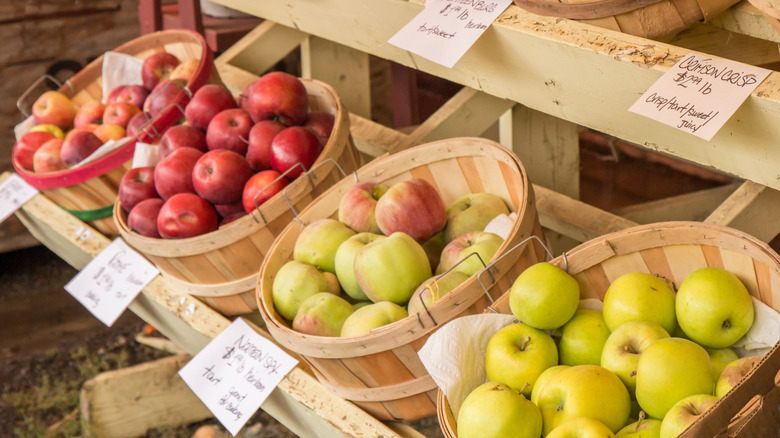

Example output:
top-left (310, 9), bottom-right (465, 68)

top-left (558, 309), bottom-right (612, 366)
top-left (531, 365), bottom-right (569, 405)
top-left (333, 232), bottom-right (385, 300)
top-left (617, 414), bottom-right (662, 438)
top-left (547, 417), bottom-right (617, 438)
top-left (352, 301), bottom-right (371, 311)
top-left (601, 321), bottom-right (670, 395)
top-left (292, 292), bottom-right (355, 337)
top-left (457, 381), bottom-right (542, 438)
top-left (676, 267), bottom-right (755, 348)
top-left (537, 365), bottom-right (631, 435)
top-left (353, 232), bottom-right (432, 304)
top-left (443, 192), bottom-right (510, 243)
top-left (706, 347), bottom-right (739, 381)
top-left (659, 394), bottom-right (718, 438)
top-left (293, 218), bottom-right (356, 273)
top-left (340, 301), bottom-right (408, 337)
top-left (485, 322), bottom-right (558, 398)
top-left (509, 262), bottom-right (580, 330)
top-left (714, 356), bottom-right (761, 398)
top-left (272, 260), bottom-right (341, 321)
top-left (407, 270), bottom-right (470, 315)
top-left (635, 338), bottom-right (713, 420)
top-left (602, 272), bottom-right (677, 335)
top-left (437, 230), bottom-right (503, 277)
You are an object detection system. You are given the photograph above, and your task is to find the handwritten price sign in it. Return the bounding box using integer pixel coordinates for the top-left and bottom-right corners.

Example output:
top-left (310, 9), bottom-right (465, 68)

top-left (179, 318), bottom-right (298, 436)
top-left (629, 53), bottom-right (770, 140)
top-left (0, 174), bottom-right (38, 224)
top-left (64, 238), bottom-right (158, 326)
top-left (388, 0), bottom-right (512, 68)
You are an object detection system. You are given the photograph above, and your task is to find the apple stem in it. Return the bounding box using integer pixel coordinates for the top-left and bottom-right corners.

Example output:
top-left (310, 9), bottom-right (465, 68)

top-left (623, 345), bottom-right (636, 354)
top-left (239, 135), bottom-right (249, 145)
top-left (519, 337), bottom-right (531, 351)
top-left (630, 370), bottom-right (637, 377)
top-left (519, 383), bottom-right (530, 394)
top-left (635, 411), bottom-right (646, 432)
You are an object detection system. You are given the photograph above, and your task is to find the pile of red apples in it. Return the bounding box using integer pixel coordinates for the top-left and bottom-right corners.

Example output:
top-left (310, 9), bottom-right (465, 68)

top-left (119, 70), bottom-right (334, 239)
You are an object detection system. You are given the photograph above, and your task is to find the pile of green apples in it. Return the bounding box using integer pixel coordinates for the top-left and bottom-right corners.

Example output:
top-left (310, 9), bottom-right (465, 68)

top-left (457, 262), bottom-right (761, 438)
top-left (271, 177), bottom-right (512, 337)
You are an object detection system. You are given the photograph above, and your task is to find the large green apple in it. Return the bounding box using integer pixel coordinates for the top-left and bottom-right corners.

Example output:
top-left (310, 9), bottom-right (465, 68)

top-left (443, 192), bottom-right (510, 243)
top-left (602, 272), bottom-right (677, 335)
top-left (509, 262), bottom-right (580, 330)
top-left (485, 322), bottom-right (558, 398)
top-left (293, 218), bottom-right (356, 273)
top-left (333, 232), bottom-right (385, 301)
top-left (292, 292), bottom-right (355, 337)
top-left (340, 301), bottom-right (408, 337)
top-left (558, 309), bottom-right (612, 366)
top-left (635, 338), bottom-right (713, 419)
top-left (531, 365), bottom-right (569, 405)
top-left (272, 260), bottom-right (341, 321)
top-left (676, 267), bottom-right (755, 348)
top-left (659, 394), bottom-right (718, 438)
top-left (537, 365), bottom-right (631, 435)
top-left (437, 230), bottom-right (503, 277)
top-left (457, 381), bottom-right (542, 438)
top-left (353, 232), bottom-right (432, 304)
top-left (407, 270), bottom-right (470, 315)
top-left (547, 417), bottom-right (617, 438)
top-left (601, 320), bottom-right (670, 395)
top-left (706, 347), bottom-right (739, 381)
top-left (714, 356), bottom-right (761, 398)
top-left (616, 414), bottom-right (662, 438)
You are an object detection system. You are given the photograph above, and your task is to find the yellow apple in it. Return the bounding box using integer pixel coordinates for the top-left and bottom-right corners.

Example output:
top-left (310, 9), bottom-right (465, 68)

top-left (531, 365), bottom-right (569, 405)
top-left (601, 321), bottom-right (670, 395)
top-left (616, 413), bottom-right (662, 438)
top-left (602, 272), bottom-right (677, 335)
top-left (714, 356), bottom-right (761, 398)
top-left (485, 322), bottom-right (558, 398)
top-left (547, 417), bottom-right (617, 438)
top-left (509, 262), bottom-right (580, 330)
top-left (558, 309), bottom-right (612, 366)
top-left (340, 301), bottom-right (408, 337)
top-left (457, 381), bottom-right (542, 438)
top-left (659, 394), bottom-right (717, 438)
top-left (706, 347), bottom-right (739, 381)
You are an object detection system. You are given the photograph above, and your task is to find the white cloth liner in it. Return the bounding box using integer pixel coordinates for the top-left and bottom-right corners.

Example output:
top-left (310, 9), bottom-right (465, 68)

top-left (101, 52), bottom-right (144, 104)
top-left (131, 142), bottom-right (160, 168)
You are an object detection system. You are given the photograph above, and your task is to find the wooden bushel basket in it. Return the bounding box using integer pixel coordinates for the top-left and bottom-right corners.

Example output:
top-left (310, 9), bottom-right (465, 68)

top-left (116, 78), bottom-right (361, 316)
top-left (257, 138), bottom-right (549, 421)
top-left (437, 221), bottom-right (780, 437)
top-left (13, 29), bottom-right (215, 237)
top-left (512, 0), bottom-right (740, 41)
top-left (747, 0), bottom-right (780, 36)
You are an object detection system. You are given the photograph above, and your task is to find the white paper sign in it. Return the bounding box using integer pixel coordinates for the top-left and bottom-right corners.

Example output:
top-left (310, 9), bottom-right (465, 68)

top-left (388, 0), bottom-right (512, 68)
top-left (64, 238), bottom-right (158, 326)
top-left (629, 53), bottom-right (771, 140)
top-left (0, 174), bottom-right (38, 224)
top-left (179, 318), bottom-right (298, 436)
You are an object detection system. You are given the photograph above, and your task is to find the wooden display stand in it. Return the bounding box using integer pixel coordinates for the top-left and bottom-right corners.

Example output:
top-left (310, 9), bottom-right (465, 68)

top-left (8, 1), bottom-right (780, 435)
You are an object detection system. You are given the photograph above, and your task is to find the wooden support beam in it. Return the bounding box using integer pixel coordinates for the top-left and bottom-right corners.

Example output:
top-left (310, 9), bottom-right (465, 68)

top-left (217, 20), bottom-right (307, 77)
top-left (670, 22), bottom-right (780, 67)
top-left (708, 2), bottom-right (780, 44)
top-left (613, 183), bottom-right (741, 224)
top-left (705, 180), bottom-right (780, 242)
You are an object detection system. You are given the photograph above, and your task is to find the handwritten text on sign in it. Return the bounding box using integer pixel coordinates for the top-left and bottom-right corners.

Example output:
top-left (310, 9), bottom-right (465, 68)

top-left (629, 53), bottom-right (770, 141)
top-left (64, 238), bottom-right (158, 326)
top-left (388, 0), bottom-right (512, 68)
top-left (0, 174), bottom-right (37, 224)
top-left (179, 318), bottom-right (297, 436)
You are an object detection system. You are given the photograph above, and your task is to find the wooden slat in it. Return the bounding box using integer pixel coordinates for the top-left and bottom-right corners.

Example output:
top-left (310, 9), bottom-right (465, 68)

top-left (670, 21), bottom-right (780, 66)
top-left (708, 2), bottom-right (780, 44)
top-left (613, 182), bottom-right (740, 224)
top-left (217, 20), bottom-right (307, 79)
top-left (705, 180), bottom-right (780, 242)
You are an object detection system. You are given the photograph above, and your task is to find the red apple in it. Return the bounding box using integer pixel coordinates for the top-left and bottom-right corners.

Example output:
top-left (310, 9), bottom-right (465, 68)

top-left (437, 230), bottom-right (503, 276)
top-left (32, 91), bottom-right (76, 129)
top-left (153, 147), bottom-right (203, 200)
top-left (12, 131), bottom-right (57, 171)
top-left (159, 125), bottom-right (207, 160)
top-left (205, 108), bottom-right (253, 154)
top-left (246, 120), bottom-right (284, 171)
top-left (144, 79), bottom-right (186, 118)
top-left (119, 166), bottom-right (159, 213)
top-left (73, 101), bottom-right (106, 128)
top-left (128, 198), bottom-right (165, 238)
top-left (169, 58), bottom-right (200, 83)
top-left (338, 182), bottom-right (388, 234)
top-left (115, 85), bottom-right (151, 109)
top-left (32, 138), bottom-right (67, 173)
top-left (185, 84), bottom-right (237, 131)
top-left (192, 149), bottom-right (253, 205)
top-left (103, 102), bottom-right (141, 128)
top-left (375, 178), bottom-right (447, 243)
top-left (93, 124), bottom-right (126, 143)
top-left (303, 111), bottom-right (335, 145)
top-left (106, 85), bottom-right (127, 104)
top-left (126, 112), bottom-right (148, 139)
top-left (242, 169), bottom-right (290, 214)
top-left (269, 126), bottom-right (322, 179)
top-left (214, 201), bottom-right (245, 219)
top-left (141, 51), bottom-right (181, 90)
top-left (220, 210), bottom-right (247, 226)
top-left (243, 72), bottom-right (308, 125)
top-left (61, 130), bottom-right (103, 166)
top-left (157, 193), bottom-right (218, 239)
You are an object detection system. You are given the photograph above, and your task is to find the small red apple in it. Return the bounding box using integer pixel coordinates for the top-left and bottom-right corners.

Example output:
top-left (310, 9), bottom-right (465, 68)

top-left (242, 169), bottom-right (290, 214)
top-left (192, 149), bottom-right (253, 205)
top-left (153, 147), bottom-right (203, 200)
top-left (103, 102), bottom-right (141, 128)
top-left (246, 120), bottom-right (284, 172)
top-left (115, 85), bottom-right (151, 109)
top-left (303, 111), bottom-right (335, 145)
top-left (337, 182), bottom-right (388, 234)
top-left (61, 130), bottom-right (103, 166)
top-left (157, 193), bottom-right (218, 239)
top-left (243, 72), bottom-right (308, 126)
top-left (32, 138), bottom-right (67, 173)
top-left (32, 91), bottom-right (76, 129)
top-left (205, 108), bottom-right (253, 155)
top-left (159, 125), bottom-right (207, 160)
top-left (73, 101), bottom-right (106, 128)
top-left (185, 84), bottom-right (237, 132)
top-left (141, 51), bottom-right (181, 90)
top-left (128, 197), bottom-right (165, 238)
top-left (219, 210), bottom-right (247, 226)
top-left (93, 124), bottom-right (126, 143)
top-left (375, 178), bottom-right (447, 243)
top-left (144, 79), bottom-right (186, 118)
top-left (13, 131), bottom-right (57, 171)
top-left (214, 200), bottom-right (245, 219)
top-left (106, 85), bottom-right (127, 104)
top-left (269, 126), bottom-right (322, 179)
top-left (126, 112), bottom-right (148, 139)
top-left (119, 166), bottom-right (159, 213)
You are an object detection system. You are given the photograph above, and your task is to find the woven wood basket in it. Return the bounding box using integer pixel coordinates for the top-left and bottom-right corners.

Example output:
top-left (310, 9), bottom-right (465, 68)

top-left (512, 0), bottom-right (740, 41)
top-left (13, 29), bottom-right (215, 237)
top-left (256, 138), bottom-right (549, 421)
top-left (116, 78), bottom-right (361, 316)
top-left (437, 221), bottom-right (780, 437)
